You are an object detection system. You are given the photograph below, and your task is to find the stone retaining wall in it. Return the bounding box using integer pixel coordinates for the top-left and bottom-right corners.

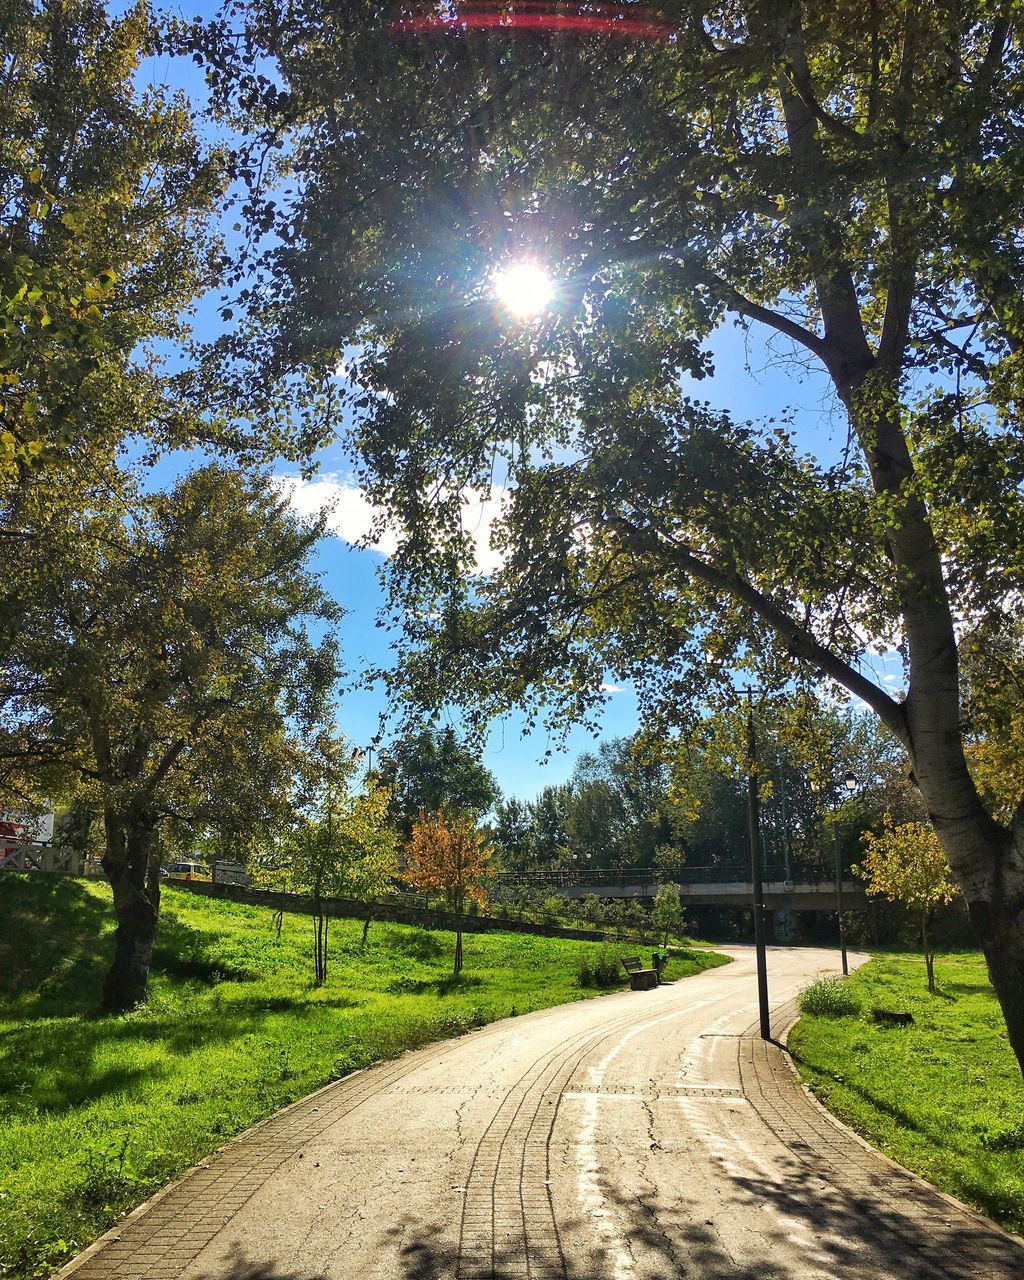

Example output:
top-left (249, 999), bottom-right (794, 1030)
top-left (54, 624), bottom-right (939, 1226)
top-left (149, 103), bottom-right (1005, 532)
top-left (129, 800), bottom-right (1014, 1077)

top-left (172, 879), bottom-right (610, 943)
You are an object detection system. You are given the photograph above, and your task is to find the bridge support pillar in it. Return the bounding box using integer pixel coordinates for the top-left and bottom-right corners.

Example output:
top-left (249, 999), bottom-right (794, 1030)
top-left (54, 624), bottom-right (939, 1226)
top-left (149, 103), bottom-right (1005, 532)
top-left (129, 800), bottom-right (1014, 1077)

top-left (772, 908), bottom-right (801, 945)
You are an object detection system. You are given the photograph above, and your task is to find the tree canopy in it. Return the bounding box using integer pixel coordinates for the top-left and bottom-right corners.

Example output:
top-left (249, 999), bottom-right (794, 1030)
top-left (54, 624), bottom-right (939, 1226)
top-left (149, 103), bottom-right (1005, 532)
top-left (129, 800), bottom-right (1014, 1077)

top-left (0, 0), bottom-right (229, 486)
top-left (0, 0), bottom-right (354, 1012)
top-left (376, 725), bottom-right (500, 837)
top-left (215, 0), bottom-right (1024, 1077)
top-left (2, 465), bottom-right (341, 1008)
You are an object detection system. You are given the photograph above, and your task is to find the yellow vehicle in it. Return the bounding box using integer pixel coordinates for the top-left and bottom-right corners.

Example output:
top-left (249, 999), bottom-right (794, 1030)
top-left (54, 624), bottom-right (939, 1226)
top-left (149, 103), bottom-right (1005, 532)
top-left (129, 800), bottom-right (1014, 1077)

top-left (162, 860), bottom-right (212, 882)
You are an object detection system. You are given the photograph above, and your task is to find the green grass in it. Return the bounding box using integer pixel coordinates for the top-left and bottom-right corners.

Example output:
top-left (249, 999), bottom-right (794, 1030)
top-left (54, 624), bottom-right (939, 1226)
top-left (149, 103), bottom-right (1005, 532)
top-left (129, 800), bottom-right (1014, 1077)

top-left (0, 875), bottom-right (728, 1278)
top-left (790, 951), bottom-right (1024, 1232)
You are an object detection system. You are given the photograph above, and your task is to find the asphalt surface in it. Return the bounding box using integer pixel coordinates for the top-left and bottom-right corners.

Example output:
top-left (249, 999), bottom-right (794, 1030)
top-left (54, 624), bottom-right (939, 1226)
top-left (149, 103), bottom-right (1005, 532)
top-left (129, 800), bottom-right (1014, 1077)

top-left (60, 945), bottom-right (1024, 1280)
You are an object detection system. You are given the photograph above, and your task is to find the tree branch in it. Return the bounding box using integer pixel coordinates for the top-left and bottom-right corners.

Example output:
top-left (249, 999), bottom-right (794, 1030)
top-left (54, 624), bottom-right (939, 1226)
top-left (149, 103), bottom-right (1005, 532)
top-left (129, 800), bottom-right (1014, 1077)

top-left (663, 259), bottom-right (830, 360)
top-left (613, 517), bottom-right (910, 746)
top-left (143, 737), bottom-right (187, 795)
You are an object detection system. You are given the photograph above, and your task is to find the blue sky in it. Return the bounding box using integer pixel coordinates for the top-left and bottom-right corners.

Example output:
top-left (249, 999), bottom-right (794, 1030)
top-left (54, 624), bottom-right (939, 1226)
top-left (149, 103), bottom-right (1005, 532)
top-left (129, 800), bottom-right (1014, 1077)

top-left (138, 11), bottom-right (900, 801)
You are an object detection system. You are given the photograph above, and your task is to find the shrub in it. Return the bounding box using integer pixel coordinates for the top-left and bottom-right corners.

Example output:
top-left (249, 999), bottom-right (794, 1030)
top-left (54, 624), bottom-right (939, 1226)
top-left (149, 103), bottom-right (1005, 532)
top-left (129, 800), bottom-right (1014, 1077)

top-left (580, 894), bottom-right (604, 928)
top-left (576, 947), bottom-right (623, 988)
top-left (798, 976), bottom-right (860, 1018)
top-left (980, 1123), bottom-right (1024, 1152)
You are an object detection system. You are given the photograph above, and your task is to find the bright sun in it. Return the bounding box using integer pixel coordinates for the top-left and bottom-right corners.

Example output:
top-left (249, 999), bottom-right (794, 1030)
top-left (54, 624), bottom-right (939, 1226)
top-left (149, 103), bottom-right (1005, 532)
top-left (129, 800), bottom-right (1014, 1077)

top-left (493, 262), bottom-right (555, 318)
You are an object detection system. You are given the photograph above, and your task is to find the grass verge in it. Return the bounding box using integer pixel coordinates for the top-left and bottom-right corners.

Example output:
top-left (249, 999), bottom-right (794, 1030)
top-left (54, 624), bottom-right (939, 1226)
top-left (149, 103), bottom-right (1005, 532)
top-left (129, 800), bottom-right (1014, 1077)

top-left (0, 875), bottom-right (728, 1278)
top-left (790, 951), bottom-right (1024, 1232)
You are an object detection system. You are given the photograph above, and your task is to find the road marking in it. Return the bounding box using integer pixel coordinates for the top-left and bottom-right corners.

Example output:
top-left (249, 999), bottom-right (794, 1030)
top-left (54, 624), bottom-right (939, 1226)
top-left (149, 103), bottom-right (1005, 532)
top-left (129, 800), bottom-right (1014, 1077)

top-left (563, 1088), bottom-right (745, 1102)
top-left (576, 1089), bottom-right (634, 1280)
top-left (573, 996), bottom-right (727, 1280)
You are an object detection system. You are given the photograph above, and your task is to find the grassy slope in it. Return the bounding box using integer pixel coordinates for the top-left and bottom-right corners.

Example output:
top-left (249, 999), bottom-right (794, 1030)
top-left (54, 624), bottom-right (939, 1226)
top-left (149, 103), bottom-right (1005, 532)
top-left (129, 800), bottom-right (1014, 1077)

top-left (0, 875), bottom-right (727, 1279)
top-left (790, 951), bottom-right (1024, 1233)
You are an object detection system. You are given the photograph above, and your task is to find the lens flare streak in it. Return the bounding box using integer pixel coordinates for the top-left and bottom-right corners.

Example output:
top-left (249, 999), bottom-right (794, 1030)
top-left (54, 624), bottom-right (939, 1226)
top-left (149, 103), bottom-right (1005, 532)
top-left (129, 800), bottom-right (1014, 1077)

top-left (389, 2), bottom-right (675, 41)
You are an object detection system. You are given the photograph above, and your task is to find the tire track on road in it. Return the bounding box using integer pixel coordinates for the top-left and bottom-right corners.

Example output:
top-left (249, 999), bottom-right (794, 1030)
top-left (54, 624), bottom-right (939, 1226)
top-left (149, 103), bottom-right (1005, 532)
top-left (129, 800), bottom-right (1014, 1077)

top-left (454, 991), bottom-right (734, 1280)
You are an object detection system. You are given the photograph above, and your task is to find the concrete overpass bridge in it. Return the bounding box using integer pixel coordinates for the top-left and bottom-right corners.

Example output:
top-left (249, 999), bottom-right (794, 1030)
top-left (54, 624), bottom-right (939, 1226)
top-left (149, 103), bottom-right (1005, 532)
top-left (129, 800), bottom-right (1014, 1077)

top-left (493, 864), bottom-right (868, 912)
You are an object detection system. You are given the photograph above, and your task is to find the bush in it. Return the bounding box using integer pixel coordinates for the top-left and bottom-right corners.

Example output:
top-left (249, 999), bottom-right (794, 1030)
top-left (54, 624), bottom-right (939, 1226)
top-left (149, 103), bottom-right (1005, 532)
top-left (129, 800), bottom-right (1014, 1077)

top-left (575, 947), bottom-right (623, 988)
top-left (980, 1124), bottom-right (1024, 1152)
top-left (580, 894), bottom-right (605, 928)
top-left (798, 976), bottom-right (860, 1018)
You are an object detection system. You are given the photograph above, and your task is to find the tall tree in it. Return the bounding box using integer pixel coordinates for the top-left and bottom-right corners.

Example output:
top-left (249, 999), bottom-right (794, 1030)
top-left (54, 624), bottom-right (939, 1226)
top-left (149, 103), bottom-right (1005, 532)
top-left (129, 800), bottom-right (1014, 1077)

top-left (3, 466), bottom-right (340, 1010)
top-left (0, 0), bottom-right (326, 739)
top-left (376, 726), bottom-right (499, 838)
top-left (567, 739), bottom-right (676, 868)
top-left (859, 818), bottom-right (961, 993)
top-left (490, 795), bottom-right (536, 870)
top-left (402, 809), bottom-right (493, 974)
top-left (0, 0), bottom-right (226, 482)
top-left (225, 4), bottom-right (1024, 1075)
top-left (0, 0), bottom-right (224, 810)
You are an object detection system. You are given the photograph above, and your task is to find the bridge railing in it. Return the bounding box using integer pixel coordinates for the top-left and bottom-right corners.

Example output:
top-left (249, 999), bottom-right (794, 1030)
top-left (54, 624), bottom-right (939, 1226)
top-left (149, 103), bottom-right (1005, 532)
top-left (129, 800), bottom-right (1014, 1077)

top-left (491, 864), bottom-right (824, 891)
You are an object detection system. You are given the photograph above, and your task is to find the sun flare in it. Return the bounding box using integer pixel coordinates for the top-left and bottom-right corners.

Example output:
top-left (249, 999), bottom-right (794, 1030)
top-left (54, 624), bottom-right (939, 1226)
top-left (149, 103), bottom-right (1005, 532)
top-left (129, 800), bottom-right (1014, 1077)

top-left (493, 262), bottom-right (555, 319)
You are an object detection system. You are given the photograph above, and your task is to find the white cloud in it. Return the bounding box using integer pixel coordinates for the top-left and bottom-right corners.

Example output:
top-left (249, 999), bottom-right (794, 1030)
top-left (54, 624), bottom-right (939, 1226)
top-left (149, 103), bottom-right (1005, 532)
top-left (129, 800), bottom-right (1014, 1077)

top-left (275, 474), bottom-right (400, 555)
top-left (600, 682), bottom-right (625, 694)
top-left (274, 473), bottom-right (508, 574)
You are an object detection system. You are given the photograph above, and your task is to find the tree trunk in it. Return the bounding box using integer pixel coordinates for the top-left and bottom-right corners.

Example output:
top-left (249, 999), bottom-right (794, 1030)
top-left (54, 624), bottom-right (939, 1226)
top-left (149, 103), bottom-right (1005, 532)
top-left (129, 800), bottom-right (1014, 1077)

top-left (925, 812), bottom-right (1024, 1075)
top-left (452, 887), bottom-right (465, 975)
top-left (313, 905), bottom-right (328, 986)
top-left (763, 1), bottom-right (1024, 1083)
top-left (361, 911), bottom-right (372, 947)
top-left (101, 810), bottom-right (161, 1013)
top-left (921, 909), bottom-right (935, 994)
top-left (959, 836), bottom-right (1024, 1068)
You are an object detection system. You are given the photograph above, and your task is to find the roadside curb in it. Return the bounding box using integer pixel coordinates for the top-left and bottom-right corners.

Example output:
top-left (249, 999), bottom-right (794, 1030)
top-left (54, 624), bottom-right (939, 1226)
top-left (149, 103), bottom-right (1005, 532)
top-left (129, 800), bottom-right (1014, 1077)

top-left (51, 1062), bottom-right (372, 1279)
top-left (769, 1001), bottom-right (1024, 1250)
top-left (50, 979), bottom-right (655, 1279)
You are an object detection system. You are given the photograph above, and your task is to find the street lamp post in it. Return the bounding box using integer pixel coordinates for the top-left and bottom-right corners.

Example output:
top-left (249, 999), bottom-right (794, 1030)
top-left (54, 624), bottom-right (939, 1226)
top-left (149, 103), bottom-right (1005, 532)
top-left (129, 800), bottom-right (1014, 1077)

top-left (745, 690), bottom-right (771, 1041)
top-left (836, 770), bottom-right (858, 976)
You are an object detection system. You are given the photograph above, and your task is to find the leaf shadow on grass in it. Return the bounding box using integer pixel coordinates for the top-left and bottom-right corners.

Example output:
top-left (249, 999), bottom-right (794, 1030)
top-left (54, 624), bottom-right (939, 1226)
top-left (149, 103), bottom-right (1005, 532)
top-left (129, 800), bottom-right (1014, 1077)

top-left (152, 911), bottom-right (258, 985)
top-left (223, 993), bottom-right (365, 1014)
top-left (0, 878), bottom-right (367, 1117)
top-left (379, 927), bottom-right (446, 961)
top-left (925, 985), bottom-right (957, 1003)
top-left (0, 874), bottom-right (110, 1016)
top-left (0, 876), bottom-right (259, 1024)
top-left (941, 979), bottom-right (994, 998)
top-left (0, 995), bottom-right (339, 1116)
top-left (387, 974), bottom-right (483, 996)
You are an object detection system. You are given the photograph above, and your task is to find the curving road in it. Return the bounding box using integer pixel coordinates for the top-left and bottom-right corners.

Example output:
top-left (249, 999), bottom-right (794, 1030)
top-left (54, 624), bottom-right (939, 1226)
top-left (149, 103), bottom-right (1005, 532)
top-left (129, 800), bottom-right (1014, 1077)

top-left (60, 946), bottom-right (1024, 1280)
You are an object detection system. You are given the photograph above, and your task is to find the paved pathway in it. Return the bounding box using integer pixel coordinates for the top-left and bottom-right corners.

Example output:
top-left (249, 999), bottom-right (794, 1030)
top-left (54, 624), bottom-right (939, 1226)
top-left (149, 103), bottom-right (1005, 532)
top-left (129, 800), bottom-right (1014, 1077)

top-left (58, 946), bottom-right (1024, 1279)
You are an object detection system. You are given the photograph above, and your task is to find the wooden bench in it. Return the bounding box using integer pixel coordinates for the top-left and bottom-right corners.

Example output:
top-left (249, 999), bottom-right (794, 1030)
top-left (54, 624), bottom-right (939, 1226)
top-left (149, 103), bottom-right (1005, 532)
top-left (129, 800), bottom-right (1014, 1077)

top-left (621, 956), bottom-right (659, 991)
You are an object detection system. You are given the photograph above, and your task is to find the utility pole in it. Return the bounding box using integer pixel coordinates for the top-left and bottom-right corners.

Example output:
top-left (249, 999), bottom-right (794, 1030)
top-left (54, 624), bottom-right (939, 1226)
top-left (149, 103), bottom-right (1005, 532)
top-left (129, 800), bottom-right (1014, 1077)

top-left (775, 756), bottom-right (793, 884)
top-left (836, 771), bottom-right (858, 976)
top-left (745, 689), bottom-right (771, 1041)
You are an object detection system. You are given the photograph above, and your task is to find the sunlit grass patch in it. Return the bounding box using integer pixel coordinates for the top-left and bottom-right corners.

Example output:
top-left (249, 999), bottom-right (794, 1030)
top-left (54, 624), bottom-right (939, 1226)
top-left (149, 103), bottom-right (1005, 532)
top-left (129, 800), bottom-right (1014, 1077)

top-left (790, 950), bottom-right (1024, 1232)
top-left (0, 875), bottom-right (727, 1277)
